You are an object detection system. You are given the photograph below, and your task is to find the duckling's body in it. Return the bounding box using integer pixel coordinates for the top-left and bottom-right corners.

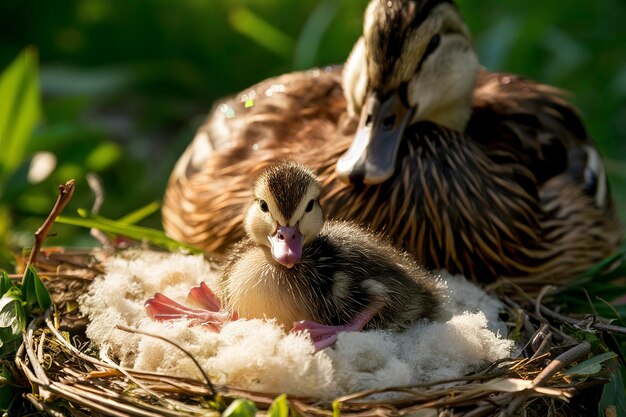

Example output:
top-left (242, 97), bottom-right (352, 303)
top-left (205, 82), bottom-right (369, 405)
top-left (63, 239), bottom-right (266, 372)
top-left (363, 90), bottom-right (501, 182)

top-left (149, 162), bottom-right (441, 349)
top-left (222, 220), bottom-right (440, 331)
top-left (163, 0), bottom-right (623, 285)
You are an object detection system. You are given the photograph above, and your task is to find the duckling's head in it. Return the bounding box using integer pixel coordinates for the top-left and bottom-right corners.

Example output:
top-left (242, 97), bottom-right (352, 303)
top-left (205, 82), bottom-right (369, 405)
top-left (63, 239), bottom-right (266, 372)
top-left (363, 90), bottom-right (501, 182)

top-left (338, 0), bottom-right (479, 184)
top-left (245, 162), bottom-right (324, 268)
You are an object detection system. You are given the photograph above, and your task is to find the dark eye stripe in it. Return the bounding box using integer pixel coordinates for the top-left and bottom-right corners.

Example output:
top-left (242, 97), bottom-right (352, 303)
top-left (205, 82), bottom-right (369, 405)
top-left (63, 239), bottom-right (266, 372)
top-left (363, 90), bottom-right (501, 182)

top-left (416, 34), bottom-right (441, 73)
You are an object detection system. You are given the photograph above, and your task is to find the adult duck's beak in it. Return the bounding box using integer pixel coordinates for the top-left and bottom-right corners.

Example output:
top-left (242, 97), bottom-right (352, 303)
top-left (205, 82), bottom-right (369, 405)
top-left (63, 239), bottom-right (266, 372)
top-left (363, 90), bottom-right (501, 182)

top-left (336, 90), bottom-right (414, 185)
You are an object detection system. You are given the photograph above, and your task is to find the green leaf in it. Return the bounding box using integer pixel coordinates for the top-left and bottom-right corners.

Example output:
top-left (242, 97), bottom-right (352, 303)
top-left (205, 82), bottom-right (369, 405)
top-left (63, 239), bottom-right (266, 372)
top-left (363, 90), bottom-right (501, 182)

top-left (0, 48), bottom-right (41, 183)
top-left (0, 273), bottom-right (13, 296)
top-left (222, 398), bottom-right (257, 417)
top-left (0, 291), bottom-right (25, 331)
top-left (57, 210), bottom-right (201, 253)
top-left (31, 265), bottom-right (51, 311)
top-left (21, 265), bottom-right (51, 313)
top-left (0, 363), bottom-right (15, 410)
top-left (563, 352), bottom-right (618, 377)
top-left (0, 363), bottom-right (12, 388)
top-left (0, 291), bottom-right (26, 357)
top-left (599, 365), bottom-right (626, 417)
top-left (21, 265), bottom-right (37, 311)
top-left (268, 394), bottom-right (289, 417)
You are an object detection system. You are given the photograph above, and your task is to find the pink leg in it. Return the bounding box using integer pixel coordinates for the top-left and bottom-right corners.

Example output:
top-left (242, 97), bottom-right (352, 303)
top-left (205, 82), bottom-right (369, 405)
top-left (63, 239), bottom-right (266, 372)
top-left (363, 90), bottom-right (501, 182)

top-left (290, 305), bottom-right (381, 351)
top-left (144, 282), bottom-right (236, 331)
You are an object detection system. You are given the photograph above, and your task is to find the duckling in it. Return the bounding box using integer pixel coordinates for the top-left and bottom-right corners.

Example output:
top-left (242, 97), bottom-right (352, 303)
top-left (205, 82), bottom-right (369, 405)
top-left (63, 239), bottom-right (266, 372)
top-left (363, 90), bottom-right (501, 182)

top-left (162, 0), bottom-right (622, 286)
top-left (148, 162), bottom-right (441, 350)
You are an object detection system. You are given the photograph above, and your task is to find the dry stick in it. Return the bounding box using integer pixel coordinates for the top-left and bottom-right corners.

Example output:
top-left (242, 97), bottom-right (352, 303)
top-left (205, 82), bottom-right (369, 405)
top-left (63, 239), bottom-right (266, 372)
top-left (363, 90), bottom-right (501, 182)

top-left (98, 351), bottom-right (205, 416)
top-left (499, 341), bottom-right (591, 417)
top-left (115, 324), bottom-right (217, 397)
top-left (87, 172), bottom-right (112, 247)
top-left (534, 285), bottom-right (557, 321)
top-left (24, 393), bottom-right (66, 417)
top-left (23, 179), bottom-right (76, 284)
top-left (538, 304), bottom-right (626, 336)
top-left (24, 316), bottom-right (51, 387)
top-left (43, 309), bottom-right (215, 396)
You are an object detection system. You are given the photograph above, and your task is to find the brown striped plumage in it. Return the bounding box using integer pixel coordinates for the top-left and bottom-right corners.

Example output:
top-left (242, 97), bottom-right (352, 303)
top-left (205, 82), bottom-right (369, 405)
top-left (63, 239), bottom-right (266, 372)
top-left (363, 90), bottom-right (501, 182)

top-left (162, 1), bottom-right (622, 285)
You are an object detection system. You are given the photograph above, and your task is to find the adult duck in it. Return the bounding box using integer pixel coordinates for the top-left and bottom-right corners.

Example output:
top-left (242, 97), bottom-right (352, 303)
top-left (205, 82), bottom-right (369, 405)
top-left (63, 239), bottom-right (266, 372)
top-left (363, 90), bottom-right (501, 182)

top-left (162, 0), bottom-right (622, 284)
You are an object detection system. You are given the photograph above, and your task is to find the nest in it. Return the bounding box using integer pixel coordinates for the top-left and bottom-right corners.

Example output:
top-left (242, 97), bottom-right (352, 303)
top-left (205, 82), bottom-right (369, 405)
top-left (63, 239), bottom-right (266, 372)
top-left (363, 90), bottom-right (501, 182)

top-left (11, 248), bottom-right (622, 417)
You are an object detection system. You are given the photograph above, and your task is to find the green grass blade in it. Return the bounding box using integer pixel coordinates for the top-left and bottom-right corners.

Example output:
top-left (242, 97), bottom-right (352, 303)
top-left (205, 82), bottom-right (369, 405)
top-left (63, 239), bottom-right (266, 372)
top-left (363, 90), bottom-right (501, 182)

top-left (116, 201), bottom-right (160, 225)
top-left (0, 272), bottom-right (13, 295)
top-left (57, 210), bottom-right (200, 253)
top-left (563, 352), bottom-right (618, 377)
top-left (229, 8), bottom-right (294, 58)
top-left (293, 0), bottom-right (340, 69)
top-left (599, 364), bottom-right (626, 417)
top-left (0, 47), bottom-right (41, 182)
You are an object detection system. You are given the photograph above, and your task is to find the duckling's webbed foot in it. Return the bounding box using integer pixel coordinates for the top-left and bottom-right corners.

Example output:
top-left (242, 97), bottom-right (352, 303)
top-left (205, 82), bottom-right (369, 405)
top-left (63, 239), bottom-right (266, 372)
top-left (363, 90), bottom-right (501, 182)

top-left (291, 307), bottom-right (378, 351)
top-left (145, 282), bottom-right (235, 331)
top-left (188, 282), bottom-right (223, 311)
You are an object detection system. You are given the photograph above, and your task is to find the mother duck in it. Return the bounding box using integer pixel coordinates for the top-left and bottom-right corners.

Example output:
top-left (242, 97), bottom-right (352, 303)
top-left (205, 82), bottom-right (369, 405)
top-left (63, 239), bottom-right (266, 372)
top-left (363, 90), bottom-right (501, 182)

top-left (163, 0), bottom-right (622, 284)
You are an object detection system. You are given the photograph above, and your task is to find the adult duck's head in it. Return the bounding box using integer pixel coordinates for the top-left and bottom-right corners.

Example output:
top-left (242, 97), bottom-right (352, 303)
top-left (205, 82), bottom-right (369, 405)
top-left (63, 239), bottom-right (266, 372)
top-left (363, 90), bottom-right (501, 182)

top-left (337, 0), bottom-right (479, 184)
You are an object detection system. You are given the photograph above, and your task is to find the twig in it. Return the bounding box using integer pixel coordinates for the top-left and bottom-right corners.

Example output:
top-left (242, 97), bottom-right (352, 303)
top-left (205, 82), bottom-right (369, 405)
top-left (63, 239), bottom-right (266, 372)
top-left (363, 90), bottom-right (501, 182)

top-left (87, 172), bottom-right (113, 247)
top-left (24, 393), bottom-right (66, 417)
top-left (462, 402), bottom-right (497, 417)
top-left (499, 342), bottom-right (591, 416)
top-left (115, 324), bottom-right (217, 397)
top-left (23, 179), bottom-right (75, 284)
top-left (539, 304), bottom-right (626, 335)
top-left (530, 324), bottom-right (553, 359)
top-left (535, 285), bottom-right (557, 321)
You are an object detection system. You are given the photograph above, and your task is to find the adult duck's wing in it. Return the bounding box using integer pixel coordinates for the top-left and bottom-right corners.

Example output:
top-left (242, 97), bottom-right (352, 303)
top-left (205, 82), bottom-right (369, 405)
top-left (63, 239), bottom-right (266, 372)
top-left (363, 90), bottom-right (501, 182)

top-left (466, 70), bottom-right (622, 280)
top-left (468, 70), bottom-right (608, 207)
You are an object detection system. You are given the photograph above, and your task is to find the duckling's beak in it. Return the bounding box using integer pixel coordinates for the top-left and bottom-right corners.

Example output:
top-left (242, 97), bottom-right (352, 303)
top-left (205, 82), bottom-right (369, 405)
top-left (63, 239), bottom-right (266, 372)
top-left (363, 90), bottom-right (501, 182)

top-left (336, 91), bottom-right (414, 184)
top-left (269, 224), bottom-right (303, 269)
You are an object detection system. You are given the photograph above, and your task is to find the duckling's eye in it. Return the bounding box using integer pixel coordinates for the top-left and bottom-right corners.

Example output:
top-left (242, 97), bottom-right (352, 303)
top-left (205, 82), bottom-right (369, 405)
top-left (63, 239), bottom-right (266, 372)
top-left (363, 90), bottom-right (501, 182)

top-left (424, 34), bottom-right (441, 58)
top-left (305, 199), bottom-right (315, 213)
top-left (259, 200), bottom-right (269, 212)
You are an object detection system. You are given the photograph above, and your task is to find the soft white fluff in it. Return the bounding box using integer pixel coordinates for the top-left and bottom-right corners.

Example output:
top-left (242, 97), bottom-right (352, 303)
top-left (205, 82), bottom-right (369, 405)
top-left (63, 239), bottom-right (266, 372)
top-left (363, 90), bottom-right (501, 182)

top-left (80, 250), bottom-right (513, 399)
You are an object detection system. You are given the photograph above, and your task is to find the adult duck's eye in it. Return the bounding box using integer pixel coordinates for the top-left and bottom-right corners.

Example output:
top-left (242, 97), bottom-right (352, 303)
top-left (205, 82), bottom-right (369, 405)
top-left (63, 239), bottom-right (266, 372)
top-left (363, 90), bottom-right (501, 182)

top-left (305, 199), bottom-right (315, 213)
top-left (424, 34), bottom-right (441, 58)
top-left (259, 200), bottom-right (269, 212)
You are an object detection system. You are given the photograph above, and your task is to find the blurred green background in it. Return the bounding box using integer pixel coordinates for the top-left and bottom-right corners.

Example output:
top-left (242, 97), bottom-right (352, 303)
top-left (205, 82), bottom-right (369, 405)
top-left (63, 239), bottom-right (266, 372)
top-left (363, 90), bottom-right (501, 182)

top-left (1, 0), bottom-right (625, 250)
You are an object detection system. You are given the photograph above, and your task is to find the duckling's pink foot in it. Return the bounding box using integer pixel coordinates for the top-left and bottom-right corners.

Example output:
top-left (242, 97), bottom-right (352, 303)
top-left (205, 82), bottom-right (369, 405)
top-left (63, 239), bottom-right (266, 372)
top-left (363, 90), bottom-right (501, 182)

top-left (291, 306), bottom-right (380, 351)
top-left (189, 282), bottom-right (223, 312)
top-left (291, 321), bottom-right (350, 351)
top-left (145, 284), bottom-right (235, 331)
